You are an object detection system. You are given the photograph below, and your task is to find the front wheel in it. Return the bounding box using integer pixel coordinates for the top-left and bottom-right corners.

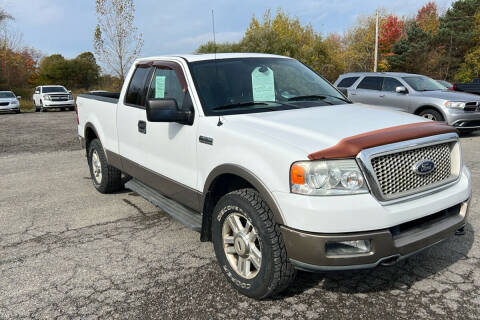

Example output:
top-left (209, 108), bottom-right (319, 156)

top-left (87, 139), bottom-right (123, 193)
top-left (419, 108), bottom-right (444, 121)
top-left (212, 188), bottom-right (295, 299)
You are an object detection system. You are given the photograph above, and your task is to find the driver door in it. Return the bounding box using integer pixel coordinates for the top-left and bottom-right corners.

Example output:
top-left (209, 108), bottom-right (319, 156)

top-left (141, 61), bottom-right (199, 210)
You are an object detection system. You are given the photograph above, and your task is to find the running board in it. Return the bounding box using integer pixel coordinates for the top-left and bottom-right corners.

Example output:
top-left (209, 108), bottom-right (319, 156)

top-left (125, 179), bottom-right (202, 232)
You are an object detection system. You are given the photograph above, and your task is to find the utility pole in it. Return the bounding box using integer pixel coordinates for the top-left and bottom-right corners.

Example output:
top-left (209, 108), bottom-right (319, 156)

top-left (374, 10), bottom-right (379, 72)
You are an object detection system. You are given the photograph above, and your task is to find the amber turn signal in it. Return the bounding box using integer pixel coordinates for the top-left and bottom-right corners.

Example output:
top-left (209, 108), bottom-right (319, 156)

top-left (290, 164), bottom-right (305, 185)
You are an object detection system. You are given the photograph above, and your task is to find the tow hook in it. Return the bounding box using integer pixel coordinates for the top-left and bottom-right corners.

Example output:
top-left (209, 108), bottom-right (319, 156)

top-left (455, 226), bottom-right (466, 236)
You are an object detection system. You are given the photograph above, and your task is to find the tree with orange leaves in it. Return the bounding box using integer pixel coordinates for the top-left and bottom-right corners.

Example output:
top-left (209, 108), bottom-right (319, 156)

top-left (417, 2), bottom-right (440, 34)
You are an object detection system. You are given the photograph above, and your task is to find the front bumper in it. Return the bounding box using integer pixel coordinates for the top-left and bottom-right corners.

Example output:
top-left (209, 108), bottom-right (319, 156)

top-left (43, 100), bottom-right (75, 108)
top-left (444, 109), bottom-right (480, 129)
top-left (281, 198), bottom-right (470, 271)
top-left (0, 105), bottom-right (20, 112)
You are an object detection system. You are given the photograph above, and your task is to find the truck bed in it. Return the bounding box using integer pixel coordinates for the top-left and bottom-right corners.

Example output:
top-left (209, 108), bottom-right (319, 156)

top-left (76, 92), bottom-right (120, 154)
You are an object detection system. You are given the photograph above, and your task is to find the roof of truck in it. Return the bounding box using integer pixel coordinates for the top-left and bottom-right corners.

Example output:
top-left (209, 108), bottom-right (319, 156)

top-left (137, 53), bottom-right (291, 63)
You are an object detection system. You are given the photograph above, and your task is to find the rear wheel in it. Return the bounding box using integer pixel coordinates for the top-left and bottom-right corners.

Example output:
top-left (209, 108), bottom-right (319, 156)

top-left (419, 108), bottom-right (444, 121)
top-left (87, 139), bottom-right (123, 193)
top-left (212, 188), bottom-right (295, 299)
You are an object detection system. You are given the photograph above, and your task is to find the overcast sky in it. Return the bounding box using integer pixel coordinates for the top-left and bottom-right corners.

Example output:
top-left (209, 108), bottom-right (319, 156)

top-left (1, 0), bottom-right (454, 59)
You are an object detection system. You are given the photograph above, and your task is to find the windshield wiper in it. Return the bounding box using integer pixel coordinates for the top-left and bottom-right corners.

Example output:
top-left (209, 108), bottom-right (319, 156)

top-left (212, 101), bottom-right (269, 111)
top-left (288, 94), bottom-right (350, 103)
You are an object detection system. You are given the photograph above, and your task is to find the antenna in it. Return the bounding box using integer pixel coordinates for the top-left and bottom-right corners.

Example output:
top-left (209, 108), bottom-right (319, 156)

top-left (211, 9), bottom-right (217, 57)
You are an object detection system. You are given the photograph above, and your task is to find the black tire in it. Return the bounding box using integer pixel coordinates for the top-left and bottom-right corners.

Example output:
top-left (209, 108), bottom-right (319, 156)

top-left (419, 108), bottom-right (444, 121)
top-left (15, 109), bottom-right (21, 114)
top-left (87, 139), bottom-right (123, 193)
top-left (40, 101), bottom-right (46, 112)
top-left (212, 188), bottom-right (296, 299)
top-left (69, 106), bottom-right (74, 111)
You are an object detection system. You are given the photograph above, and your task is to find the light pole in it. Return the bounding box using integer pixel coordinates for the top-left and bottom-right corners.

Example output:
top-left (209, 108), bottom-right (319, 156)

top-left (374, 10), bottom-right (379, 72)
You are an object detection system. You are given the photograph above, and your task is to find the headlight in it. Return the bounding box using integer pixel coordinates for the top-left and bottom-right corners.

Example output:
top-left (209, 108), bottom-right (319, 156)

top-left (445, 101), bottom-right (465, 109)
top-left (290, 160), bottom-right (368, 195)
top-left (44, 94), bottom-right (52, 101)
top-left (68, 94), bottom-right (73, 100)
top-left (11, 100), bottom-right (18, 105)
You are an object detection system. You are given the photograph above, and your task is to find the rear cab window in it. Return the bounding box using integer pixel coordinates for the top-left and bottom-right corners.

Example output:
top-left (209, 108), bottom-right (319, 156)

top-left (357, 76), bottom-right (383, 91)
top-left (337, 77), bottom-right (359, 88)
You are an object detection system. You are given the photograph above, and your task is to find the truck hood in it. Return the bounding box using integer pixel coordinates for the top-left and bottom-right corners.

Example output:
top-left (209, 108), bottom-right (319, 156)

top-left (414, 90), bottom-right (480, 101)
top-left (223, 104), bottom-right (429, 155)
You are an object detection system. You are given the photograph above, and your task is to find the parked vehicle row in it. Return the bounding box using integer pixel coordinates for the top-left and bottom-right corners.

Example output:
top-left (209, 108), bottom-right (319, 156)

top-left (0, 91), bottom-right (21, 113)
top-left (334, 72), bottom-right (480, 132)
top-left (77, 53), bottom-right (471, 299)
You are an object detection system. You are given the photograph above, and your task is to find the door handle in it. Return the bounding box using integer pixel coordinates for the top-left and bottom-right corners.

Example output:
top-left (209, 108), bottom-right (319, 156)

top-left (138, 120), bottom-right (146, 134)
top-left (350, 92), bottom-right (357, 95)
top-left (379, 94), bottom-right (385, 98)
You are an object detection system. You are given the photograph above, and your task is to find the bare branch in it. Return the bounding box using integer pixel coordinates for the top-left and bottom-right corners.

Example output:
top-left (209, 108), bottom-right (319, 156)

top-left (93, 0), bottom-right (143, 81)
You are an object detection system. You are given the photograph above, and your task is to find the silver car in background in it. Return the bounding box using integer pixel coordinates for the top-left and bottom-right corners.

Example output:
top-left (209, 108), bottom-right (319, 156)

top-left (334, 72), bottom-right (480, 132)
top-left (0, 91), bottom-right (21, 114)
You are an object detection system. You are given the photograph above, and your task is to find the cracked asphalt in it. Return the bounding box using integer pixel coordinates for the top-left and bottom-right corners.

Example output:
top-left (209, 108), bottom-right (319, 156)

top-left (1, 112), bottom-right (480, 319)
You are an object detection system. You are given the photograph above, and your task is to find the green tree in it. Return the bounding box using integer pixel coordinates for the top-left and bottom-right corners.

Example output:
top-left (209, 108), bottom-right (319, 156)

top-left (436, 0), bottom-right (480, 78)
top-left (37, 52), bottom-right (100, 89)
top-left (196, 9), bottom-right (340, 81)
top-left (455, 9), bottom-right (480, 81)
top-left (196, 41), bottom-right (241, 53)
top-left (387, 24), bottom-right (432, 74)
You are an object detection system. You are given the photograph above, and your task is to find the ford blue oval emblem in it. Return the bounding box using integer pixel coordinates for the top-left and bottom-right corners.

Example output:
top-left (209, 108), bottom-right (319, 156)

top-left (413, 159), bottom-right (435, 175)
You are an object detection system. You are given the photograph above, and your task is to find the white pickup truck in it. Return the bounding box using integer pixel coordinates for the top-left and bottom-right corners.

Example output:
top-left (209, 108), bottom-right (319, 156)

top-left (77, 53), bottom-right (471, 299)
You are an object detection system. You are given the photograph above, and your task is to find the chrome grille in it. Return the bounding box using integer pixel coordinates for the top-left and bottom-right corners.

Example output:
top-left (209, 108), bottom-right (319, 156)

top-left (370, 143), bottom-right (453, 198)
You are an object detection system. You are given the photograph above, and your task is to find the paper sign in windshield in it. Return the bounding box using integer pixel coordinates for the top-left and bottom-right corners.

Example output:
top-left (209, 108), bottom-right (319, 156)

top-left (252, 66), bottom-right (275, 102)
top-left (155, 76), bottom-right (166, 98)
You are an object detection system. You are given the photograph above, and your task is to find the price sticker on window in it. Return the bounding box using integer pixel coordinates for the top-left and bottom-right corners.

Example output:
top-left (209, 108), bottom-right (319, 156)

top-left (252, 66), bottom-right (275, 102)
top-left (155, 76), bottom-right (166, 98)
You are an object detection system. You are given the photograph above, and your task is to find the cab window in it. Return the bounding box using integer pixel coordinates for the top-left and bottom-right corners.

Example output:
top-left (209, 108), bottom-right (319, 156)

top-left (357, 77), bottom-right (383, 91)
top-left (147, 67), bottom-right (185, 108)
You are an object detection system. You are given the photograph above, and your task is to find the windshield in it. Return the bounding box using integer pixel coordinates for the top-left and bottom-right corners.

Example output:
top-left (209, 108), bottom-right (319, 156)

top-left (0, 91), bottom-right (15, 98)
top-left (437, 80), bottom-right (453, 88)
top-left (43, 86), bottom-right (67, 93)
top-left (402, 76), bottom-right (446, 91)
top-left (189, 57), bottom-right (348, 115)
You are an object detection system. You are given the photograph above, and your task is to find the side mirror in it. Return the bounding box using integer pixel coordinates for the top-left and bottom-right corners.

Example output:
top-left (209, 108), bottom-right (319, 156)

top-left (396, 86), bottom-right (408, 94)
top-left (146, 99), bottom-right (193, 125)
top-left (17, 96), bottom-right (21, 99)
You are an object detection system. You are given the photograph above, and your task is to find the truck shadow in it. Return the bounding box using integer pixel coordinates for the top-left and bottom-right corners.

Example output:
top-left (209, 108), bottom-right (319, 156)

top-left (278, 223), bottom-right (475, 298)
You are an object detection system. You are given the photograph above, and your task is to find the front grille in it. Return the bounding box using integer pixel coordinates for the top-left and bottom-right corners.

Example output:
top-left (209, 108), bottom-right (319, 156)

top-left (51, 95), bottom-right (69, 101)
top-left (464, 102), bottom-right (479, 112)
top-left (0, 102), bottom-right (9, 106)
top-left (371, 142), bottom-right (454, 199)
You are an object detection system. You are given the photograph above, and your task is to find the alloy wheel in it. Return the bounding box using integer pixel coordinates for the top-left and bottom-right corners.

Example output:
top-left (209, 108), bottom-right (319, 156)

top-left (222, 212), bottom-right (262, 279)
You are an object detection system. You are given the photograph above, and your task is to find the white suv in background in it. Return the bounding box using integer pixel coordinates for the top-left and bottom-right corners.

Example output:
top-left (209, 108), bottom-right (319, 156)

top-left (33, 85), bottom-right (74, 112)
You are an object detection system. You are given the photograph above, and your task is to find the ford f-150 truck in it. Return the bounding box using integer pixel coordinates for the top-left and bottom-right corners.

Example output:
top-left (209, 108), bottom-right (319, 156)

top-left (77, 53), bottom-right (471, 299)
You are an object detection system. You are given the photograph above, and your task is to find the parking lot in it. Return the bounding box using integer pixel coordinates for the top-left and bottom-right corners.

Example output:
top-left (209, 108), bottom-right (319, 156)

top-left (1, 111), bottom-right (480, 319)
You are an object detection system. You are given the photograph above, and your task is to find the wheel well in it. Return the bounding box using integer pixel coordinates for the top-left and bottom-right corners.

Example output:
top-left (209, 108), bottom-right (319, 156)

top-left (200, 174), bottom-right (255, 242)
top-left (84, 126), bottom-right (98, 153)
top-left (415, 105), bottom-right (444, 118)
